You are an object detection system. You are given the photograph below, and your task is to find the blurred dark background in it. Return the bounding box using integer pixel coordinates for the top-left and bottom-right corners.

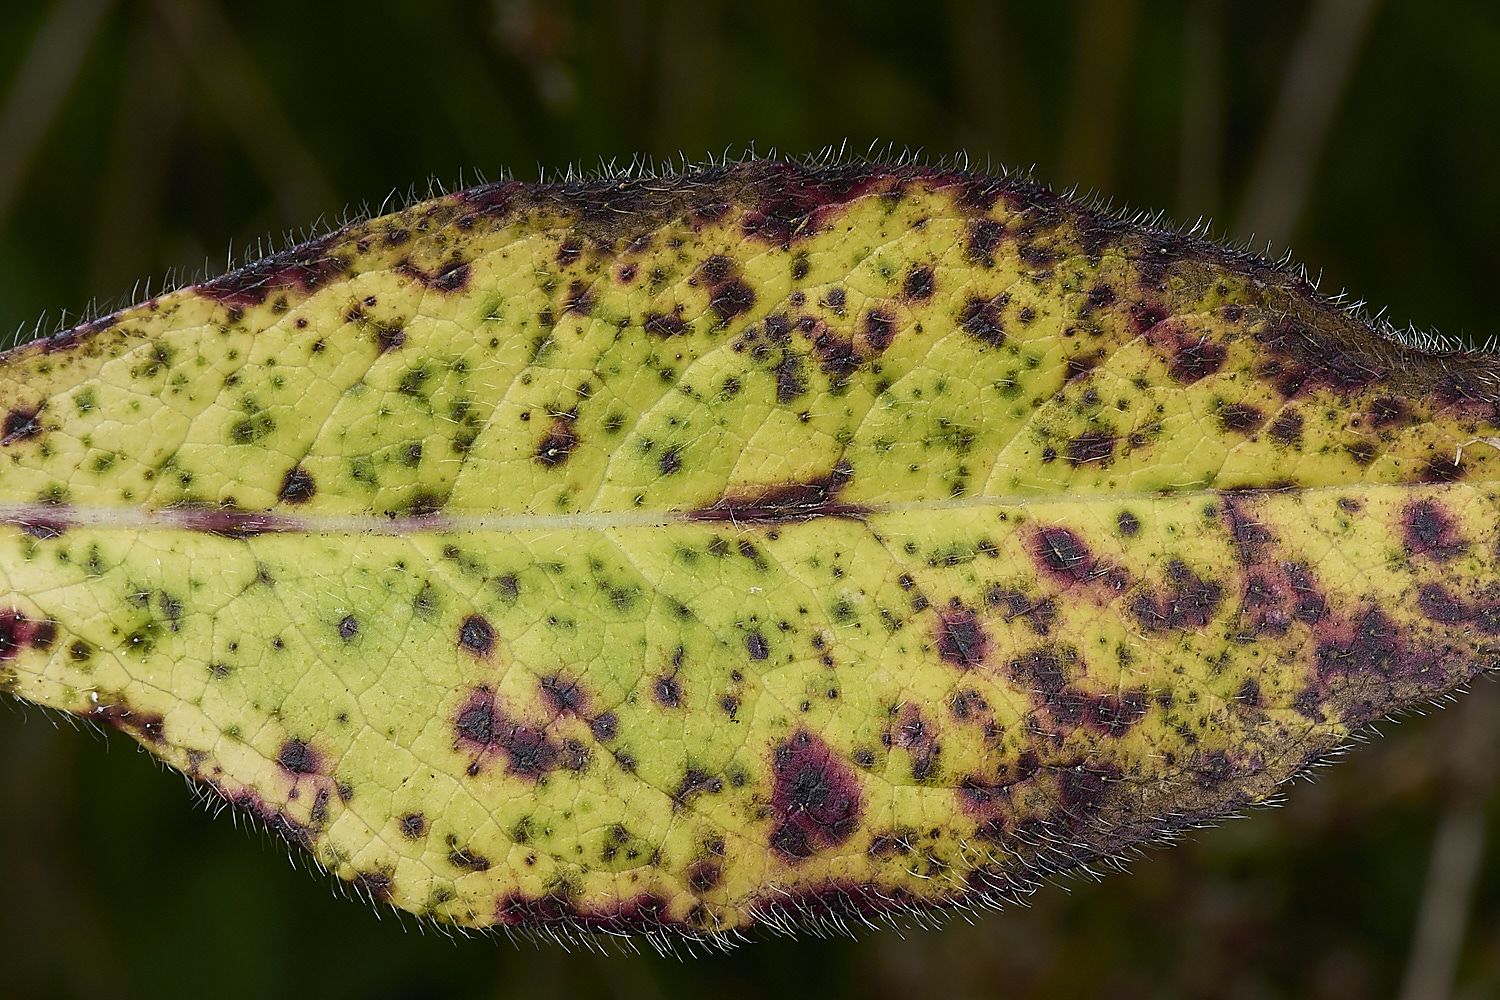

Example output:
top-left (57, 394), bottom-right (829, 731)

top-left (2, 1), bottom-right (1500, 997)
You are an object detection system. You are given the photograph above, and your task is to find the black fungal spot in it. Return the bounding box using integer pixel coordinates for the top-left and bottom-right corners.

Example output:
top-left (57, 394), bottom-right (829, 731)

top-left (1117, 511), bottom-right (1140, 537)
top-left (1066, 432), bottom-right (1116, 467)
top-left (534, 419), bottom-right (579, 467)
top-left (644, 311), bottom-right (686, 337)
top-left (338, 614), bottom-right (359, 641)
top-left (746, 630), bottom-right (770, 661)
top-left (863, 309), bottom-right (896, 352)
top-left (459, 614), bottom-right (495, 656)
top-left (711, 281), bottom-right (755, 324)
top-left (687, 860), bottom-right (722, 893)
top-left (770, 730), bottom-right (862, 860)
top-left (1268, 408), bottom-right (1304, 445)
top-left (277, 739), bottom-right (319, 775)
top-left (453, 689), bottom-right (559, 779)
top-left (1007, 649), bottom-right (1067, 697)
top-left (563, 280), bottom-right (594, 316)
top-left (654, 674), bottom-right (682, 708)
top-left (278, 465), bottom-right (316, 504)
top-left (966, 218), bottom-right (1005, 267)
top-left (1131, 560), bottom-right (1222, 632)
top-left (673, 768), bottom-right (725, 809)
top-left (903, 265), bottom-right (935, 300)
top-left (936, 602), bottom-right (987, 668)
top-left (1420, 456), bottom-right (1465, 483)
top-left (375, 325), bottom-right (407, 353)
top-left (2, 408), bottom-right (42, 445)
top-left (449, 848), bottom-right (492, 872)
top-left (1035, 527), bottom-right (1094, 582)
top-left (590, 712), bottom-right (618, 742)
top-left (399, 813), bottom-right (427, 839)
top-left (1404, 500), bottom-right (1467, 560)
top-left (959, 293), bottom-right (1007, 348)
top-left (1218, 403), bottom-right (1264, 433)
top-left (659, 448), bottom-right (683, 476)
top-left (541, 674), bottom-right (588, 715)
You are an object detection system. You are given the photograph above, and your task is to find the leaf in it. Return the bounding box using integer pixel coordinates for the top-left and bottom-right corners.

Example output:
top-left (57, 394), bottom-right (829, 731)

top-left (0, 160), bottom-right (1496, 944)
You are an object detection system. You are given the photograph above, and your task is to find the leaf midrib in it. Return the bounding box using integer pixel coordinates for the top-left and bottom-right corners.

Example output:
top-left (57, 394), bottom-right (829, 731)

top-left (0, 480), bottom-right (1464, 536)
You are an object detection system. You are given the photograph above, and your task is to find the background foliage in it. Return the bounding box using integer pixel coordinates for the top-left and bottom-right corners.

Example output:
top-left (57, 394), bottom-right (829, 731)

top-left (2, 1), bottom-right (1499, 997)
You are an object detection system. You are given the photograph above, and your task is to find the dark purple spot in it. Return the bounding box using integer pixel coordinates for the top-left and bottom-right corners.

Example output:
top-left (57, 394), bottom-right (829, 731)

top-left (1117, 510), bottom-right (1140, 537)
top-left (1219, 403), bottom-right (1263, 433)
top-left (687, 468), bottom-right (867, 525)
top-left (1171, 336), bottom-right (1225, 383)
top-left (278, 739), bottom-right (319, 775)
top-left (397, 257), bottom-right (472, 294)
top-left (654, 674), bottom-right (682, 708)
top-left (966, 218), bottom-right (1005, 267)
top-left (936, 603), bottom-right (988, 668)
top-left (1083, 689), bottom-right (1148, 737)
top-left (1371, 397), bottom-right (1408, 428)
top-left (540, 674), bottom-right (588, 715)
top-left (449, 848), bottom-right (491, 872)
top-left (1131, 559), bottom-right (1222, 632)
top-left (903, 265), bottom-right (935, 300)
top-left (589, 712), bottom-right (618, 742)
top-left (1035, 527), bottom-right (1093, 582)
top-left (1418, 584), bottom-right (1472, 624)
top-left (375, 325), bottom-right (406, 353)
top-left (2, 408), bottom-right (42, 445)
top-left (710, 281), bottom-right (755, 324)
top-left (1065, 352), bottom-right (1102, 382)
top-left (1221, 494), bottom-right (1275, 563)
top-left (738, 163), bottom-right (882, 245)
top-left (1315, 608), bottom-right (1415, 699)
top-left (1404, 500), bottom-right (1467, 560)
top-left (1008, 648), bottom-right (1067, 698)
top-left (534, 419), bottom-right (579, 467)
top-left (986, 588), bottom-right (1058, 636)
top-left (1079, 282), bottom-right (1116, 317)
top-left (959, 293), bottom-right (1007, 348)
top-left (459, 614), bottom-right (494, 656)
top-left (770, 730), bottom-right (862, 860)
top-left (278, 466), bottom-right (316, 504)
top-left (644, 311), bottom-right (686, 337)
top-left (563, 280), bottom-right (594, 316)
top-left (354, 872), bottom-right (392, 902)
top-left (453, 689), bottom-right (559, 779)
top-left (673, 768), bottom-right (724, 808)
top-left (1066, 432), bottom-right (1116, 467)
top-left (1268, 408), bottom-right (1304, 445)
top-left (1056, 764), bottom-right (1118, 824)
top-left (687, 860), bottom-right (722, 892)
top-left (1130, 302), bottom-right (1170, 334)
top-left (198, 234), bottom-right (346, 309)
top-left (863, 309), bottom-right (896, 351)
top-left (91, 702), bottom-right (167, 745)
top-left (1420, 456), bottom-right (1466, 483)
top-left (1254, 319), bottom-right (1383, 397)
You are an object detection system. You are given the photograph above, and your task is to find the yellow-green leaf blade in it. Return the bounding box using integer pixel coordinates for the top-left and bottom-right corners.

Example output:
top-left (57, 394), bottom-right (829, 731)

top-left (1, 161), bottom-right (1495, 941)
